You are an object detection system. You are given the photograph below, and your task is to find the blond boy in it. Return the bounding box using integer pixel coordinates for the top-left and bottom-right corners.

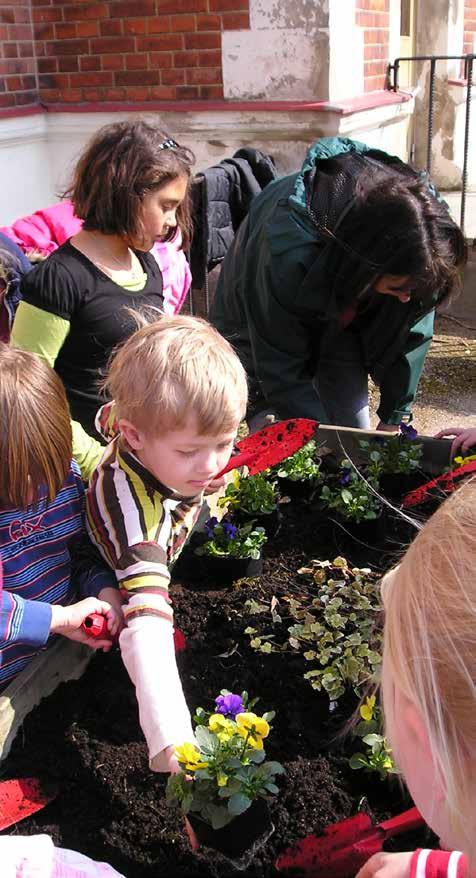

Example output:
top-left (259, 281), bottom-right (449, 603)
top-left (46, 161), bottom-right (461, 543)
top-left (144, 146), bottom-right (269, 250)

top-left (86, 315), bottom-right (247, 772)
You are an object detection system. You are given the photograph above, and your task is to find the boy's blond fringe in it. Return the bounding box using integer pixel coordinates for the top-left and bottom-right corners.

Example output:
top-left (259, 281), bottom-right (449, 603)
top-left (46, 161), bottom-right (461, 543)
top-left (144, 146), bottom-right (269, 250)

top-left (104, 312), bottom-right (248, 437)
top-left (382, 478), bottom-right (476, 863)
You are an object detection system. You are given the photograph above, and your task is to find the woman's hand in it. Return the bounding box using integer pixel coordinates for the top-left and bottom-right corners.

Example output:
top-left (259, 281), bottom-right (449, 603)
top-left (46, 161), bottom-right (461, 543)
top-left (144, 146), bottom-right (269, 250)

top-left (376, 422), bottom-right (399, 433)
top-left (356, 851), bottom-right (413, 878)
top-left (434, 426), bottom-right (476, 457)
top-left (50, 596), bottom-right (117, 651)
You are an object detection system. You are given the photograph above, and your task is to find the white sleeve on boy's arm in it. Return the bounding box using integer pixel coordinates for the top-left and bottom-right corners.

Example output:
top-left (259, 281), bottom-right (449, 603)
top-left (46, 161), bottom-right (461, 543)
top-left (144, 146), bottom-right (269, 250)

top-left (85, 442), bottom-right (197, 770)
top-left (119, 607), bottom-right (195, 771)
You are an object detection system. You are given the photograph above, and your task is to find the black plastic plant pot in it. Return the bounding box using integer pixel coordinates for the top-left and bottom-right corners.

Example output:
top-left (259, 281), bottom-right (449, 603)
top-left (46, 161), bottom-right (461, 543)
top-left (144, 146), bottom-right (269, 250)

top-left (197, 553), bottom-right (264, 586)
top-left (379, 472), bottom-right (427, 503)
top-left (277, 477), bottom-right (315, 501)
top-left (331, 509), bottom-right (387, 548)
top-left (187, 798), bottom-right (274, 861)
top-left (235, 508), bottom-right (282, 538)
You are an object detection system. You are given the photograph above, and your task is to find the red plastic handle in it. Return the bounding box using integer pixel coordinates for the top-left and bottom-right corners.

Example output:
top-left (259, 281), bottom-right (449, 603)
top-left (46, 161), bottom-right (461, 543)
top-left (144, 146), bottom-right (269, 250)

top-left (82, 613), bottom-right (187, 653)
top-left (378, 806), bottom-right (423, 838)
top-left (82, 613), bottom-right (112, 640)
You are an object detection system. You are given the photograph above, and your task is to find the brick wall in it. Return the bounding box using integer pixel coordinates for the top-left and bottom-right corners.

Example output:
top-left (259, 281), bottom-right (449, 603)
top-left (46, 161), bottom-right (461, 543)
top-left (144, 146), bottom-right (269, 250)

top-left (356, 0), bottom-right (389, 92)
top-left (0, 2), bottom-right (38, 109)
top-left (463, 0), bottom-right (476, 56)
top-left (31, 0), bottom-right (249, 104)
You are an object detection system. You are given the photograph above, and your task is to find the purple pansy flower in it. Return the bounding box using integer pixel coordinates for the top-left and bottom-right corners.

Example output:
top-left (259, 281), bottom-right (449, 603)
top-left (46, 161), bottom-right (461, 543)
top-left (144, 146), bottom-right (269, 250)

top-left (215, 693), bottom-right (245, 719)
top-left (205, 517), bottom-right (218, 538)
top-left (340, 470), bottom-right (351, 486)
top-left (222, 521), bottom-right (238, 540)
top-left (399, 422), bottom-right (418, 440)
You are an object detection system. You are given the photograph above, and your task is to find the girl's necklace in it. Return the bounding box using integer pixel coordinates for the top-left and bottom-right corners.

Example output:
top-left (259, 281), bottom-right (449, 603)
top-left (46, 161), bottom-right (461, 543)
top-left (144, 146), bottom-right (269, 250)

top-left (90, 234), bottom-right (133, 272)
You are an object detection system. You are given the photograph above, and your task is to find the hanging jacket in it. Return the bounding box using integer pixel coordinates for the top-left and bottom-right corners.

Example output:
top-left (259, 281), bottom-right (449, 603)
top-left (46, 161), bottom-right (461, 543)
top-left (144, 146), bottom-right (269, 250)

top-left (210, 137), bottom-right (446, 425)
top-left (190, 148), bottom-right (277, 288)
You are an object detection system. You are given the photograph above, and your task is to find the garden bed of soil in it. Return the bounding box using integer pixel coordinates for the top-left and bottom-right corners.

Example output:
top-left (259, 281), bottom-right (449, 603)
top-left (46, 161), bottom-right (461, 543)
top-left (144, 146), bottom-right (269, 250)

top-left (2, 498), bottom-right (435, 878)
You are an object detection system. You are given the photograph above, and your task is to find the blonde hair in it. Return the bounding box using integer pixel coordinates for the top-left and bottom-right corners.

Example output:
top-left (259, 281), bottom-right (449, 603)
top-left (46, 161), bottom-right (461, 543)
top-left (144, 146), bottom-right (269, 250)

top-left (104, 314), bottom-right (248, 436)
top-left (0, 344), bottom-right (72, 507)
top-left (382, 479), bottom-right (476, 861)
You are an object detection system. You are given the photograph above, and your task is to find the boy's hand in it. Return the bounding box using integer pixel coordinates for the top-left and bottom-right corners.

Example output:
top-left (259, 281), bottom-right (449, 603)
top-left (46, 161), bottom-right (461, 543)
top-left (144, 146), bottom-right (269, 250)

top-left (204, 475), bottom-right (226, 494)
top-left (50, 597), bottom-right (116, 651)
top-left (97, 586), bottom-right (125, 637)
top-left (356, 852), bottom-right (413, 878)
top-left (434, 426), bottom-right (476, 457)
top-left (161, 744), bottom-right (181, 774)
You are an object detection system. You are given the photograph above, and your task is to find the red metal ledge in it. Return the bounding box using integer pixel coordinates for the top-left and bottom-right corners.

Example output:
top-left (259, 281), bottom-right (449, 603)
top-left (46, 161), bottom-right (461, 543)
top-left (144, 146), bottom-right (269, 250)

top-left (0, 91), bottom-right (412, 122)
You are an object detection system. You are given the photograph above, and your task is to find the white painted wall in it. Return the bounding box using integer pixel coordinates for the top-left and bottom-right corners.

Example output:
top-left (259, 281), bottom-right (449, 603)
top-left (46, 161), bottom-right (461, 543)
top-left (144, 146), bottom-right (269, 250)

top-left (0, 101), bottom-right (415, 226)
top-left (1, 115), bottom-right (53, 226)
top-left (221, 0), bottom-right (330, 100)
top-left (328, 0), bottom-right (364, 102)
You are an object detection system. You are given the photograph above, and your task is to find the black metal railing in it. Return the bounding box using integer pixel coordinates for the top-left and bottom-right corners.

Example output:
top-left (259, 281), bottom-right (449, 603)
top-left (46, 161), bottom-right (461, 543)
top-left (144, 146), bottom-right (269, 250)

top-left (388, 54), bottom-right (475, 235)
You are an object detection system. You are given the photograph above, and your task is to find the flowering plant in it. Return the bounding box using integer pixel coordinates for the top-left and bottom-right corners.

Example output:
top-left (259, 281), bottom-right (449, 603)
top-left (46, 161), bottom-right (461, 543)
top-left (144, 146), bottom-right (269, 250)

top-left (166, 690), bottom-right (284, 830)
top-left (245, 558), bottom-right (382, 703)
top-left (349, 695), bottom-right (396, 781)
top-left (218, 471), bottom-right (279, 517)
top-left (274, 440), bottom-right (322, 483)
top-left (320, 462), bottom-right (383, 523)
top-left (195, 517), bottom-right (267, 560)
top-left (359, 423), bottom-right (423, 477)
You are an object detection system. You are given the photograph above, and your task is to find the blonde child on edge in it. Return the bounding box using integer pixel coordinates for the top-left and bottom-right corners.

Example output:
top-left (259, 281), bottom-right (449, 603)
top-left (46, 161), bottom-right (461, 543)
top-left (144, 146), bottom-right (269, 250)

top-left (86, 315), bottom-right (247, 774)
top-left (356, 478), bottom-right (476, 878)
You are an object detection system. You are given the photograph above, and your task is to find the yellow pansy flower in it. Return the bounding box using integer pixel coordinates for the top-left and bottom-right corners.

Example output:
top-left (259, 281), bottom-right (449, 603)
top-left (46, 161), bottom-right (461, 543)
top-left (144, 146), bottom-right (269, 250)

top-left (360, 694), bottom-right (376, 722)
top-left (235, 712), bottom-right (270, 750)
top-left (208, 714), bottom-right (236, 742)
top-left (454, 453), bottom-right (476, 466)
top-left (217, 773), bottom-right (228, 787)
top-left (175, 742), bottom-right (209, 772)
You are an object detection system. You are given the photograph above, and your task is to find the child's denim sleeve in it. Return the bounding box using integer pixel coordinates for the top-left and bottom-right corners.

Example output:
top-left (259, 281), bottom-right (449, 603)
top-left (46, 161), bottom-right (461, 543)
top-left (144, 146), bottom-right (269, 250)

top-left (71, 537), bottom-right (118, 599)
top-left (0, 589), bottom-right (51, 649)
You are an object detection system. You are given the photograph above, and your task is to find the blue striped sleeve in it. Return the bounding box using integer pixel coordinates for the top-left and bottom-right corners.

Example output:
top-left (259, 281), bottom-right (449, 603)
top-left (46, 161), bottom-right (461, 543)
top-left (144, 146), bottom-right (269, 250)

top-left (0, 590), bottom-right (52, 650)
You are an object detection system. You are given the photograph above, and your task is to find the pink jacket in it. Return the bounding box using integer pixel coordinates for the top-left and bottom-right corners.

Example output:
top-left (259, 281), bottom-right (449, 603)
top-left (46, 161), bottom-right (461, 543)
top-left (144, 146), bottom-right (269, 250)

top-left (0, 834), bottom-right (125, 878)
top-left (0, 202), bottom-right (191, 315)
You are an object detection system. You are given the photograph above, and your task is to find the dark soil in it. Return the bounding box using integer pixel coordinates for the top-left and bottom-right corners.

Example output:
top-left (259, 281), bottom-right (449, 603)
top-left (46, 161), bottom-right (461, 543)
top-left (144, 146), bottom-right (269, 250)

top-left (2, 498), bottom-right (436, 878)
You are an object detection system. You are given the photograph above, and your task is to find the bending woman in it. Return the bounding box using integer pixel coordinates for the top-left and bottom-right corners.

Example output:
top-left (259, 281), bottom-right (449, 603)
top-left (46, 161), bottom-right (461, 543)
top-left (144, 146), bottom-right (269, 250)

top-left (11, 120), bottom-right (194, 477)
top-left (210, 137), bottom-right (466, 431)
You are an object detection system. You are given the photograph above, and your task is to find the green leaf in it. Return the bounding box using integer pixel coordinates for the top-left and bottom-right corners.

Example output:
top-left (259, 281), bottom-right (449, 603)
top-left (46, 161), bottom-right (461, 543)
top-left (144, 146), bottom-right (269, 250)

top-left (195, 726), bottom-right (217, 753)
top-left (349, 753), bottom-right (369, 770)
top-left (211, 806), bottom-right (233, 830)
top-left (248, 748), bottom-right (266, 764)
top-left (228, 793), bottom-right (252, 816)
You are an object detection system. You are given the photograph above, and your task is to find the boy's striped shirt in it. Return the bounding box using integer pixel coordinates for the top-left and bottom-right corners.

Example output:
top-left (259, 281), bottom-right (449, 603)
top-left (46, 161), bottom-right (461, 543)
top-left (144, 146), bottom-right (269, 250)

top-left (86, 438), bottom-right (201, 625)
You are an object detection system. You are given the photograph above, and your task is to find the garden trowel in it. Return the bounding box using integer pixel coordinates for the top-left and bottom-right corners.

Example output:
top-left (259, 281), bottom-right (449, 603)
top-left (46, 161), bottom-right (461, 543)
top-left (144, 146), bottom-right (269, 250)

top-left (0, 777), bottom-right (57, 831)
top-left (275, 806), bottom-right (423, 878)
top-left (217, 418), bottom-right (319, 477)
top-left (403, 459), bottom-right (476, 506)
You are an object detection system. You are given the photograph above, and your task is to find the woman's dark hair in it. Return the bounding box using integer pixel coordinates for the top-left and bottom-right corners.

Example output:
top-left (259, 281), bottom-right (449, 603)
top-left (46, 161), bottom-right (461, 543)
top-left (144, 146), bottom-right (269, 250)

top-left (329, 167), bottom-right (467, 308)
top-left (65, 120), bottom-right (195, 250)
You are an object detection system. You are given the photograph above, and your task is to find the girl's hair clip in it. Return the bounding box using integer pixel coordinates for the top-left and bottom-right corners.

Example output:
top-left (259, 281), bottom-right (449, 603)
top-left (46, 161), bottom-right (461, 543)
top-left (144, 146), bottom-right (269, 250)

top-left (159, 137), bottom-right (180, 150)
